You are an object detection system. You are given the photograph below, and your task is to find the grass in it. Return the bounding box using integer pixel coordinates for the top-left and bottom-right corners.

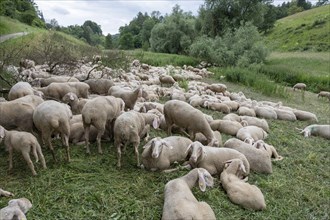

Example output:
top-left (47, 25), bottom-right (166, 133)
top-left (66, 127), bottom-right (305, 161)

top-left (0, 16), bottom-right (41, 35)
top-left (265, 5), bottom-right (330, 52)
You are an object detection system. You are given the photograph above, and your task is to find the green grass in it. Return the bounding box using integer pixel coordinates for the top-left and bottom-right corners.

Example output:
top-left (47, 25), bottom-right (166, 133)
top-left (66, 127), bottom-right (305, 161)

top-left (265, 5), bottom-right (330, 52)
top-left (0, 16), bottom-right (41, 35)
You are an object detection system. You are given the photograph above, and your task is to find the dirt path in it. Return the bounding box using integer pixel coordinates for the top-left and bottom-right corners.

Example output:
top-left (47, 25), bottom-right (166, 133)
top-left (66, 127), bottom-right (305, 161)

top-left (0, 32), bottom-right (28, 43)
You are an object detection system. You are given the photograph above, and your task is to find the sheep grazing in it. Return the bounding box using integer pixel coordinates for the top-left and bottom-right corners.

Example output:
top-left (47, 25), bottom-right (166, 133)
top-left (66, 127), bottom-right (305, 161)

top-left (162, 168), bottom-right (216, 220)
top-left (0, 126), bottom-right (47, 176)
top-left (0, 188), bottom-right (14, 197)
top-left (317, 91), bottom-right (330, 101)
top-left (84, 79), bottom-right (114, 95)
top-left (8, 81), bottom-right (43, 100)
top-left (0, 197), bottom-right (32, 220)
top-left (293, 109), bottom-right (318, 122)
top-left (114, 111), bottom-right (151, 168)
top-left (164, 100), bottom-right (218, 147)
top-left (293, 83), bottom-right (306, 91)
top-left (62, 92), bottom-right (88, 115)
top-left (82, 96), bottom-right (124, 154)
top-left (224, 138), bottom-right (272, 174)
top-left (141, 136), bottom-right (192, 171)
top-left (203, 101), bottom-right (230, 114)
top-left (159, 75), bottom-right (176, 86)
top-left (240, 116), bottom-right (270, 132)
top-left (33, 100), bottom-right (72, 162)
top-left (210, 119), bottom-right (247, 136)
top-left (220, 159), bottom-right (266, 211)
top-left (205, 83), bottom-right (227, 94)
top-left (186, 141), bottom-right (250, 177)
top-left (38, 82), bottom-right (90, 100)
top-left (38, 76), bottom-right (79, 87)
top-left (253, 140), bottom-right (283, 161)
top-left (297, 124), bottom-right (330, 140)
top-left (108, 86), bottom-right (142, 111)
top-left (236, 125), bottom-right (268, 144)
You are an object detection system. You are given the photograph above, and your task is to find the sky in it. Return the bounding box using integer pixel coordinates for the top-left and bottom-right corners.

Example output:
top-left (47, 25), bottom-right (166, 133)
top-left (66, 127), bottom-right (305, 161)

top-left (35, 0), bottom-right (319, 35)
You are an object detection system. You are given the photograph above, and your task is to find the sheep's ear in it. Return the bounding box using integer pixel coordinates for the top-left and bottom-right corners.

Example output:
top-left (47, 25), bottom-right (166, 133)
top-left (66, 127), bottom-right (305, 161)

top-left (239, 161), bottom-right (247, 174)
top-left (224, 160), bottom-right (232, 169)
top-left (152, 117), bottom-right (160, 129)
top-left (0, 126), bottom-right (5, 138)
top-left (185, 144), bottom-right (192, 154)
top-left (198, 169), bottom-right (207, 192)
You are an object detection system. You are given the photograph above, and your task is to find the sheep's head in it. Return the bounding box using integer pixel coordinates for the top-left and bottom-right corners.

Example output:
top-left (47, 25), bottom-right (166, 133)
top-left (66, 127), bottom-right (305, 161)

top-left (243, 137), bottom-right (254, 145)
top-left (253, 140), bottom-right (267, 151)
top-left (150, 138), bottom-right (173, 159)
top-left (223, 159), bottom-right (247, 177)
top-left (197, 168), bottom-right (214, 192)
top-left (8, 198), bottom-right (32, 214)
top-left (187, 141), bottom-right (206, 164)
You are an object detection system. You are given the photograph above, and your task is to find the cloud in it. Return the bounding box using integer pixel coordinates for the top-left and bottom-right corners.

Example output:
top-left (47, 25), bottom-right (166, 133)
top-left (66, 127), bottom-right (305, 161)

top-left (52, 6), bottom-right (70, 15)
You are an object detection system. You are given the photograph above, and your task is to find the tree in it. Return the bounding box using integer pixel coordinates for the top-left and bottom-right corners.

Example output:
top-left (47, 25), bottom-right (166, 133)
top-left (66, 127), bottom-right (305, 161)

top-left (105, 33), bottom-right (113, 49)
top-left (316, 0), bottom-right (329, 6)
top-left (119, 32), bottom-right (134, 49)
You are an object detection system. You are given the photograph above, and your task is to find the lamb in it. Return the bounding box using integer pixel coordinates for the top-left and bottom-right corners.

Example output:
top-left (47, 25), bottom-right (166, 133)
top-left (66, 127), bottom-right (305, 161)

top-left (0, 188), bottom-right (14, 197)
top-left (210, 120), bottom-right (247, 136)
top-left (194, 131), bottom-right (222, 147)
top-left (205, 83), bottom-right (227, 94)
top-left (236, 126), bottom-right (268, 144)
top-left (0, 126), bottom-right (46, 176)
top-left (164, 100), bottom-right (218, 147)
top-left (162, 168), bottom-right (216, 220)
top-left (33, 100), bottom-right (72, 162)
top-left (38, 76), bottom-right (79, 87)
top-left (186, 141), bottom-right (250, 177)
top-left (240, 116), bottom-right (270, 132)
top-left (159, 75), bottom-right (176, 86)
top-left (253, 140), bottom-right (283, 161)
top-left (293, 109), bottom-right (318, 122)
top-left (84, 79), bottom-right (114, 95)
top-left (62, 92), bottom-right (88, 115)
top-left (38, 82), bottom-right (90, 100)
top-left (8, 81), bottom-right (43, 100)
top-left (203, 101), bottom-right (230, 114)
top-left (82, 96), bottom-right (124, 154)
top-left (141, 136), bottom-right (193, 171)
top-left (220, 159), bottom-right (266, 210)
top-left (237, 106), bottom-right (256, 117)
top-left (293, 83), bottom-right (306, 91)
top-left (297, 124), bottom-right (330, 140)
top-left (317, 91), bottom-right (330, 101)
top-left (113, 111), bottom-right (151, 168)
top-left (108, 86), bottom-right (142, 111)
top-left (224, 138), bottom-right (272, 174)
top-left (0, 197), bottom-right (32, 220)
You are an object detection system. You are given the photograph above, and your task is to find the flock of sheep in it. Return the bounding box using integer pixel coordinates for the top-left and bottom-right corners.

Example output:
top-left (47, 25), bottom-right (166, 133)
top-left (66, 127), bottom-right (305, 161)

top-left (1, 57), bottom-right (330, 219)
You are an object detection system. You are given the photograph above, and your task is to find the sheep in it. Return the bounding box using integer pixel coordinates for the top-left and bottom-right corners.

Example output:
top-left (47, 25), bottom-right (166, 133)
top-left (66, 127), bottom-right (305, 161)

top-left (274, 108), bottom-right (297, 121)
top-left (220, 159), bottom-right (266, 210)
top-left (252, 101), bottom-right (277, 120)
top-left (62, 92), bottom-right (88, 115)
top-left (84, 79), bottom-right (114, 95)
top-left (69, 122), bottom-right (111, 145)
top-left (224, 138), bottom-right (272, 174)
top-left (140, 112), bottom-right (161, 129)
top-left (297, 124), bottom-right (330, 140)
top-left (317, 91), bottom-right (330, 101)
top-left (223, 113), bottom-right (242, 122)
top-left (11, 94), bottom-right (44, 108)
top-left (222, 100), bottom-right (240, 111)
top-left (159, 75), bottom-right (176, 86)
top-left (194, 131), bottom-right (223, 147)
top-left (0, 101), bottom-right (35, 133)
top-left (0, 97), bottom-right (7, 102)
top-left (186, 141), bottom-right (250, 177)
top-left (141, 136), bottom-right (193, 171)
top-left (8, 82), bottom-right (43, 101)
top-left (162, 168), bottom-right (216, 220)
top-left (236, 126), bottom-right (268, 144)
top-left (164, 100), bottom-right (218, 147)
top-left (253, 140), bottom-right (283, 161)
top-left (0, 126), bottom-right (46, 176)
top-left (108, 86), bottom-right (142, 111)
top-left (0, 188), bottom-right (13, 197)
top-left (38, 76), bottom-right (79, 87)
top-left (19, 58), bottom-right (35, 69)
top-left (293, 109), bottom-right (318, 122)
top-left (33, 100), bottom-right (72, 162)
top-left (205, 83), bottom-right (227, 94)
top-left (210, 120), bottom-right (247, 136)
top-left (240, 116), bottom-right (270, 132)
top-left (237, 106), bottom-right (256, 117)
top-left (203, 101), bottom-right (230, 114)
top-left (113, 111), bottom-right (150, 168)
top-left (0, 197), bottom-right (32, 220)
top-left (38, 82), bottom-right (90, 101)
top-left (82, 96), bottom-right (124, 154)
top-left (293, 83), bottom-right (306, 91)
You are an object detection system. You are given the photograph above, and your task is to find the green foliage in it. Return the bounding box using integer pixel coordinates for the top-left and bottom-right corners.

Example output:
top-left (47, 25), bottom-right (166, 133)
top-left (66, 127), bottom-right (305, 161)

top-left (105, 33), bottom-right (113, 49)
top-left (178, 79), bottom-right (189, 91)
top-left (0, 15), bottom-right (40, 34)
top-left (119, 32), bottom-right (134, 50)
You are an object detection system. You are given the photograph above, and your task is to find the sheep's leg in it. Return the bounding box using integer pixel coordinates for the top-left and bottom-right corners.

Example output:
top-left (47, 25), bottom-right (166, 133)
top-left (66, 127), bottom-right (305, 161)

top-left (8, 146), bottom-right (13, 172)
top-left (45, 134), bottom-right (56, 162)
top-left (96, 128), bottom-right (105, 154)
top-left (37, 145), bottom-right (47, 169)
top-left (116, 142), bottom-right (122, 168)
top-left (84, 125), bottom-right (91, 154)
top-left (61, 133), bottom-right (70, 162)
top-left (133, 140), bottom-right (140, 167)
top-left (22, 151), bottom-right (37, 176)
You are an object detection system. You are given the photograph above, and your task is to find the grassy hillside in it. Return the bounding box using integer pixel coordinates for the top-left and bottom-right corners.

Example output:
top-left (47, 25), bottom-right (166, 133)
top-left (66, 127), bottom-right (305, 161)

top-left (265, 5), bottom-right (330, 52)
top-left (0, 16), bottom-right (41, 35)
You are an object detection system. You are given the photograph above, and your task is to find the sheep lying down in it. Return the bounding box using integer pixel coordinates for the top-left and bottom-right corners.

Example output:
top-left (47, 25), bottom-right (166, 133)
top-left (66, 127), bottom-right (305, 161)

top-left (0, 198), bottom-right (32, 220)
top-left (297, 124), bottom-right (330, 140)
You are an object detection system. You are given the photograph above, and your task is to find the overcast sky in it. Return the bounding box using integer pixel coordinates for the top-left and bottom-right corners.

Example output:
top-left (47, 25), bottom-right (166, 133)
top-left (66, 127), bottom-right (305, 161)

top-left (35, 0), bottom-right (318, 35)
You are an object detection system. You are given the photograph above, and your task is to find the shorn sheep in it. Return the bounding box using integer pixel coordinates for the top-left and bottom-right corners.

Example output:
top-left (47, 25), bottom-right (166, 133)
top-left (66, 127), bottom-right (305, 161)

top-left (164, 100), bottom-right (218, 147)
top-left (162, 168), bottom-right (216, 220)
top-left (297, 124), bottom-right (330, 140)
top-left (220, 159), bottom-right (266, 210)
top-left (0, 126), bottom-right (46, 176)
top-left (141, 136), bottom-right (192, 171)
top-left (236, 125), bottom-right (268, 145)
top-left (33, 100), bottom-right (72, 162)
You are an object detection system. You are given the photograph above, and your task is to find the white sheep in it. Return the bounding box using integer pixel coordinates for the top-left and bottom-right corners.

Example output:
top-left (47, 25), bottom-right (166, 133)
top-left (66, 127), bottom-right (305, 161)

top-left (205, 83), bottom-right (227, 94)
top-left (223, 113), bottom-right (242, 122)
top-left (273, 108), bottom-right (297, 121)
top-left (210, 119), bottom-right (247, 136)
top-left (162, 168), bottom-right (216, 220)
top-left (164, 100), bottom-right (218, 147)
top-left (317, 91), bottom-right (330, 101)
top-left (82, 96), bottom-right (124, 154)
top-left (253, 140), bottom-right (283, 161)
top-left (0, 188), bottom-right (14, 197)
top-left (38, 76), bottom-right (79, 87)
top-left (252, 101), bottom-right (277, 120)
top-left (159, 75), bottom-right (176, 86)
top-left (220, 159), bottom-right (266, 210)
top-left (113, 111), bottom-right (151, 168)
top-left (297, 124), bottom-right (330, 140)
top-left (203, 101), bottom-right (230, 114)
top-left (38, 82), bottom-right (90, 100)
top-left (240, 116), bottom-right (270, 132)
top-left (0, 197), bottom-right (32, 220)
top-left (0, 126), bottom-right (47, 176)
top-left (10, 94), bottom-right (44, 108)
top-left (141, 136), bottom-right (192, 171)
top-left (236, 125), bottom-right (268, 144)
top-left (84, 79), bottom-right (114, 95)
top-left (108, 86), bottom-right (142, 111)
top-left (8, 81), bottom-right (43, 100)
top-left (293, 109), bottom-right (318, 122)
top-left (237, 106), bottom-right (256, 117)
top-left (186, 141), bottom-right (250, 177)
top-left (224, 138), bottom-right (272, 174)
top-left (62, 92), bottom-right (88, 115)
top-left (33, 100), bottom-right (72, 162)
top-left (293, 83), bottom-right (306, 91)
top-left (194, 131), bottom-right (223, 147)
